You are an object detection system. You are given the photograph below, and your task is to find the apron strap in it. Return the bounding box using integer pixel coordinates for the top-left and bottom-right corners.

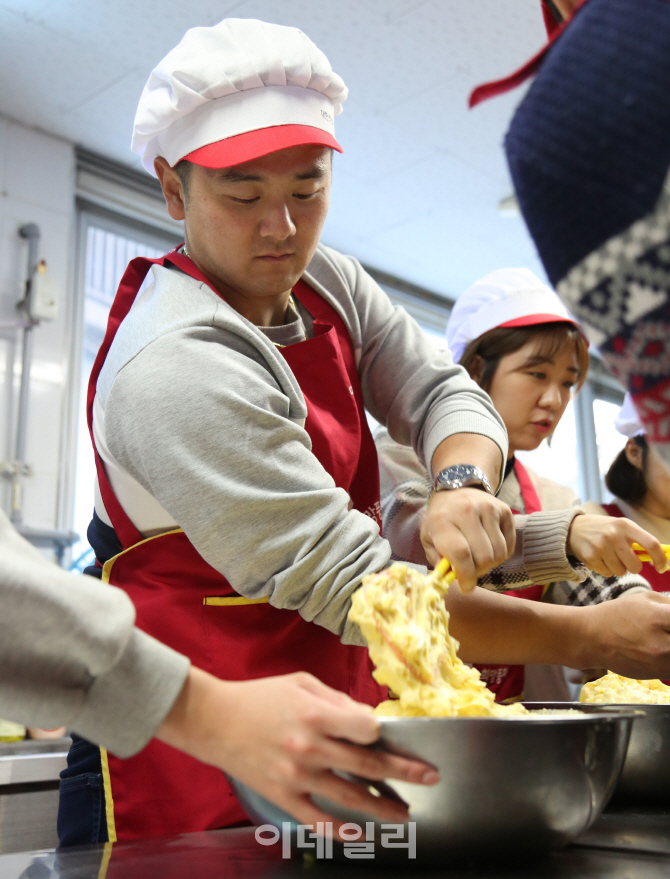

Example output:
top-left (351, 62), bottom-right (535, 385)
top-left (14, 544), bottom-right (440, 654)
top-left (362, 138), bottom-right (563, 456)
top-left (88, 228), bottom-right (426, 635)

top-left (87, 247), bottom-right (224, 548)
top-left (513, 459), bottom-right (543, 515)
top-left (292, 279), bottom-right (336, 322)
top-left (292, 278), bottom-right (362, 389)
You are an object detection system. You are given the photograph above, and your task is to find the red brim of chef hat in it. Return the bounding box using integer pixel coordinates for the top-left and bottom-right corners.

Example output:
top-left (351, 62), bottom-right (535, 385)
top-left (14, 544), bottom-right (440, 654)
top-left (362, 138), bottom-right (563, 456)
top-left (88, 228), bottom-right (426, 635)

top-left (181, 125), bottom-right (343, 169)
top-left (499, 313), bottom-right (578, 329)
top-left (499, 312), bottom-right (590, 345)
top-left (468, 0), bottom-right (589, 109)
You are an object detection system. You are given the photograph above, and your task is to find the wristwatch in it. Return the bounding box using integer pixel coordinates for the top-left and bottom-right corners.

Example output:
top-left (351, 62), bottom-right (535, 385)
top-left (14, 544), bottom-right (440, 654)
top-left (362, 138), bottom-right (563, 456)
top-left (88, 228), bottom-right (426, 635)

top-left (430, 464), bottom-right (494, 500)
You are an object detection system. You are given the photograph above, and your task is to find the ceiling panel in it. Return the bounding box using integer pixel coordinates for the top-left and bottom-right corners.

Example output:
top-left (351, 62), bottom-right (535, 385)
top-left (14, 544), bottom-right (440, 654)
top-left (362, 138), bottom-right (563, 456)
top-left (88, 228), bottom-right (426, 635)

top-left (0, 0), bottom-right (549, 298)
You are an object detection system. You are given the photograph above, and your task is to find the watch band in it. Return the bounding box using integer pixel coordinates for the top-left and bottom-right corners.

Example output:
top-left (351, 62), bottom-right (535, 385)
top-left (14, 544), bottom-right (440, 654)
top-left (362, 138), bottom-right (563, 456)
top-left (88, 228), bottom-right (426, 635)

top-left (430, 464), bottom-right (494, 500)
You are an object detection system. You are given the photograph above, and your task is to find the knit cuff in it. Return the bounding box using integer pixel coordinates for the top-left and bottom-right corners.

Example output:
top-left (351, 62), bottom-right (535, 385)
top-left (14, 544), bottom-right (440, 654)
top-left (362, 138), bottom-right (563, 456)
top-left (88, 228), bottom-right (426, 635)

top-left (522, 507), bottom-right (586, 584)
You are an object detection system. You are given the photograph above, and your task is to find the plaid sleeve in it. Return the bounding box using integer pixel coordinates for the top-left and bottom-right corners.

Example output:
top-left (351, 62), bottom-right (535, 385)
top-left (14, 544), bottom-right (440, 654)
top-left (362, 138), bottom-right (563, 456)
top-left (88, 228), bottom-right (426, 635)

top-left (543, 571), bottom-right (652, 606)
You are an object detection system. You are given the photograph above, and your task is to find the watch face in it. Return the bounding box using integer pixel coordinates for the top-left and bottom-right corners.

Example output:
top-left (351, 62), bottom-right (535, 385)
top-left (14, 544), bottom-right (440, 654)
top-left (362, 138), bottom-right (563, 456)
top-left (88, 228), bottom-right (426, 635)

top-left (435, 465), bottom-right (492, 494)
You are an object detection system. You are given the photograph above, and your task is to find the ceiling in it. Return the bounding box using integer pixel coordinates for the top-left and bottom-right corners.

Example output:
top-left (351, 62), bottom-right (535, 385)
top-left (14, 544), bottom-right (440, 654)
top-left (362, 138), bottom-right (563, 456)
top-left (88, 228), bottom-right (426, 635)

top-left (0, 0), bottom-right (548, 299)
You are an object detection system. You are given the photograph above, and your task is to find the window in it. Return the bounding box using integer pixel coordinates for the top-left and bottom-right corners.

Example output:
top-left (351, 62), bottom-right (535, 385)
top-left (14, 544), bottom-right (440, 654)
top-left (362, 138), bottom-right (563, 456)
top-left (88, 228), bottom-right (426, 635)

top-left (68, 212), bottom-right (179, 566)
top-left (593, 397), bottom-right (626, 503)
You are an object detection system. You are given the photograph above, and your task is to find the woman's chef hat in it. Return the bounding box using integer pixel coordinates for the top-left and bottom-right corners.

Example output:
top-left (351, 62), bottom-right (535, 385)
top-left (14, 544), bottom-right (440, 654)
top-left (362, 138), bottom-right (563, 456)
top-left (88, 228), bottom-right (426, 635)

top-left (132, 18), bottom-right (347, 176)
top-left (615, 394), bottom-right (645, 438)
top-left (446, 267), bottom-right (583, 364)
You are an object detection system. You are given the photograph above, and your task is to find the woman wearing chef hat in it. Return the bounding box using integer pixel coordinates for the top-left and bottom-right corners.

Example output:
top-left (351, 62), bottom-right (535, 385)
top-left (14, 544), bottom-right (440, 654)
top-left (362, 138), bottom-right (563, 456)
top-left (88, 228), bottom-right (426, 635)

top-left (582, 395), bottom-right (670, 593)
top-left (59, 17), bottom-right (520, 845)
top-left (377, 267), bottom-right (665, 703)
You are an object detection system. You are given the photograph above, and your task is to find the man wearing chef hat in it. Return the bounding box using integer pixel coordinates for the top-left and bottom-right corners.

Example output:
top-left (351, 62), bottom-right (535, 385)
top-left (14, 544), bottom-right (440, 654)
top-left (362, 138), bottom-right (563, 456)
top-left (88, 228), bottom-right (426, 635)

top-left (61, 18), bottom-right (515, 843)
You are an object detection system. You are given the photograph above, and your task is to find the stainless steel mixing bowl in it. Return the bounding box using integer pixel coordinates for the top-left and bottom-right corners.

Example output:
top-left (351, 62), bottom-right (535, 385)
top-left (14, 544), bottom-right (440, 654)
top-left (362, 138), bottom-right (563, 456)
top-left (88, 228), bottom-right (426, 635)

top-left (603, 704), bottom-right (670, 806)
top-left (230, 705), bottom-right (638, 862)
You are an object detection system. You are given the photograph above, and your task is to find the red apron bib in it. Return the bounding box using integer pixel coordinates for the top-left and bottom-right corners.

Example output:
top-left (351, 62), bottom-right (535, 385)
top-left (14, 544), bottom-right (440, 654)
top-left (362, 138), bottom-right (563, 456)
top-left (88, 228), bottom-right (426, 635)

top-left (474, 460), bottom-right (545, 703)
top-left (87, 249), bottom-right (385, 841)
top-left (601, 503), bottom-right (670, 593)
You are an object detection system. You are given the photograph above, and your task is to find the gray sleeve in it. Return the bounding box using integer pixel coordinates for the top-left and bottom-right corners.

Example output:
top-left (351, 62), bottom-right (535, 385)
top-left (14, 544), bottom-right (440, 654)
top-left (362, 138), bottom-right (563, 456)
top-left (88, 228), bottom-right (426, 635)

top-left (0, 511), bottom-right (189, 758)
top-left (307, 247), bottom-right (509, 484)
top-left (105, 328), bottom-right (389, 646)
top-left (376, 429), bottom-right (587, 590)
top-left (377, 428), bottom-right (432, 565)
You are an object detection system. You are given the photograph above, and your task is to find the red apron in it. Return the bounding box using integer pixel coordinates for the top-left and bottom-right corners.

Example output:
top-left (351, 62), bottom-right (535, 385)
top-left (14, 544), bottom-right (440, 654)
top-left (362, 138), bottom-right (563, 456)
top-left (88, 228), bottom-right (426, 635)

top-left (601, 503), bottom-right (670, 593)
top-left (474, 460), bottom-right (545, 703)
top-left (87, 249), bottom-right (385, 842)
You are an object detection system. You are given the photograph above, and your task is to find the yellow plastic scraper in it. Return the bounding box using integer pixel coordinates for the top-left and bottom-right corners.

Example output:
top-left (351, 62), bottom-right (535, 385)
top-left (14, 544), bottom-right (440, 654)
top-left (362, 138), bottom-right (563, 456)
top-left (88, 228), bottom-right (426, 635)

top-left (632, 542), bottom-right (670, 564)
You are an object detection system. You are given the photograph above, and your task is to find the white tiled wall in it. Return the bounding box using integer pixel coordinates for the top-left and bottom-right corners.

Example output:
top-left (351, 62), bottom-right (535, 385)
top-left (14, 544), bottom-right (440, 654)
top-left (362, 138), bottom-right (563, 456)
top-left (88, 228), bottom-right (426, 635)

top-left (0, 114), bottom-right (76, 545)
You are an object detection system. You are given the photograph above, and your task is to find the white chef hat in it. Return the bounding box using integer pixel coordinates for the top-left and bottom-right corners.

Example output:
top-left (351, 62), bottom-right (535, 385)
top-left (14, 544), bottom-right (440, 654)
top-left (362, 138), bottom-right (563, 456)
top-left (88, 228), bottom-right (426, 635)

top-left (446, 267), bottom-right (585, 364)
top-left (132, 18), bottom-right (347, 177)
top-left (615, 393), bottom-right (645, 438)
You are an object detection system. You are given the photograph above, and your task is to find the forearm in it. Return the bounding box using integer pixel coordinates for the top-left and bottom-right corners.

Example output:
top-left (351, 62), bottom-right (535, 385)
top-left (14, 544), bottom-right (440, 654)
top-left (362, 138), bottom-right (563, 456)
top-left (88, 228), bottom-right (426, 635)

top-left (447, 585), bottom-right (588, 668)
top-left (431, 433), bottom-right (504, 489)
top-left (156, 666), bottom-right (229, 763)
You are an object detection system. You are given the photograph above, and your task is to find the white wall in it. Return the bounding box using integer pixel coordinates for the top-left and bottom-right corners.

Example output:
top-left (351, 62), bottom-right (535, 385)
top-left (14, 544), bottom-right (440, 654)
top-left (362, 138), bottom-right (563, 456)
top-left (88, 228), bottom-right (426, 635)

top-left (0, 114), bottom-right (76, 547)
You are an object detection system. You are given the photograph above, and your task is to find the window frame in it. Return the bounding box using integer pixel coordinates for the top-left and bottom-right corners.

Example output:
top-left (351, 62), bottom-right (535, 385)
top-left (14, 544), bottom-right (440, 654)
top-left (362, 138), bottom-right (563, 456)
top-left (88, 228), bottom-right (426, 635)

top-left (59, 203), bottom-right (181, 556)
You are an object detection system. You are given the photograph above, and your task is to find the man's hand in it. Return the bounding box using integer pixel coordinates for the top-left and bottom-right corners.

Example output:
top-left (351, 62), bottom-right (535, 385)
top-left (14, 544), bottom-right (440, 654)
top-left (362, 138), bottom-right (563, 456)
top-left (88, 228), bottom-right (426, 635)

top-left (157, 668), bottom-right (438, 838)
top-left (425, 431), bottom-right (512, 590)
top-left (567, 515), bottom-right (667, 578)
top-left (579, 592), bottom-right (670, 680)
top-left (420, 488), bottom-right (516, 592)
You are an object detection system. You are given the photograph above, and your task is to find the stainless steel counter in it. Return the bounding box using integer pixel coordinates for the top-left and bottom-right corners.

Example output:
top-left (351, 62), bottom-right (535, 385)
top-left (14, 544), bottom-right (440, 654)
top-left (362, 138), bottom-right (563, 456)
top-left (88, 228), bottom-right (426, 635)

top-left (0, 739), bottom-right (69, 855)
top-left (577, 807), bottom-right (670, 857)
top-left (0, 810), bottom-right (668, 879)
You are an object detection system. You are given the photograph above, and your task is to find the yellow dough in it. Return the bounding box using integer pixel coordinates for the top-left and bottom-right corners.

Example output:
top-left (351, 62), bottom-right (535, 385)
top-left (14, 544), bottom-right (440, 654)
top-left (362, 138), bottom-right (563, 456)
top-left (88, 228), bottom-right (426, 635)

top-left (581, 671), bottom-right (670, 705)
top-left (349, 563), bottom-right (527, 717)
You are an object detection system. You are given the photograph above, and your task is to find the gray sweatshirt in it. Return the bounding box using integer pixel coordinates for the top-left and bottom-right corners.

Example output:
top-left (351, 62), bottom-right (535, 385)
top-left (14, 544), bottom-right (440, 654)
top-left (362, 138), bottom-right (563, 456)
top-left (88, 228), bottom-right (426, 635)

top-left (0, 510), bottom-right (189, 757)
top-left (93, 244), bottom-right (508, 645)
